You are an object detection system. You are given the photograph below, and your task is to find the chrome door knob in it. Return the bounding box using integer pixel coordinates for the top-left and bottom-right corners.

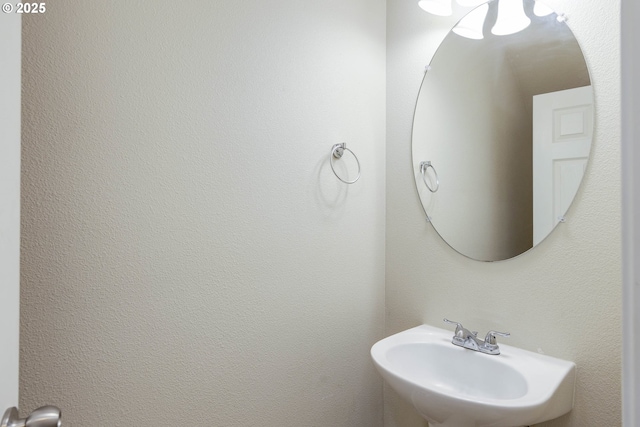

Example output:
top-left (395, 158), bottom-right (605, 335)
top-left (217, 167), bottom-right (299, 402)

top-left (1, 406), bottom-right (61, 427)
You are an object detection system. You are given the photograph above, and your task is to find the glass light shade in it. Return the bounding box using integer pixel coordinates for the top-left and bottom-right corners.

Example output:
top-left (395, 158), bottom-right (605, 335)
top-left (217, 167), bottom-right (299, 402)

top-left (418, 0), bottom-right (453, 16)
top-left (491, 0), bottom-right (531, 36)
top-left (456, 0), bottom-right (486, 7)
top-left (533, 1), bottom-right (554, 16)
top-left (452, 3), bottom-right (489, 39)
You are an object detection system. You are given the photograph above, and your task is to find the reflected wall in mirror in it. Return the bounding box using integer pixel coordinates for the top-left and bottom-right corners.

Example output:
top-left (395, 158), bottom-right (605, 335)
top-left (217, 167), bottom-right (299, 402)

top-left (412, 0), bottom-right (593, 261)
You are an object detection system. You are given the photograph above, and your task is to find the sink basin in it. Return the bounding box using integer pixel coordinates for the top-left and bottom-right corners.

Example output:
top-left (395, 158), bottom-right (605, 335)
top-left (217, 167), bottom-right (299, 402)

top-left (371, 324), bottom-right (576, 427)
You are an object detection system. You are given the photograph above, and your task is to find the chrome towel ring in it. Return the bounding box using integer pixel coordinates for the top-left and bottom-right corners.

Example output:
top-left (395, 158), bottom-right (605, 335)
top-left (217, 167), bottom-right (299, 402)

top-left (420, 161), bottom-right (439, 192)
top-left (330, 143), bottom-right (361, 184)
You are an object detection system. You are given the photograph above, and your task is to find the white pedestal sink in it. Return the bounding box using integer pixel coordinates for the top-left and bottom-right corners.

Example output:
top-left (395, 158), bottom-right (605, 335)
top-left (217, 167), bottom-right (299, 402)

top-left (371, 324), bottom-right (576, 427)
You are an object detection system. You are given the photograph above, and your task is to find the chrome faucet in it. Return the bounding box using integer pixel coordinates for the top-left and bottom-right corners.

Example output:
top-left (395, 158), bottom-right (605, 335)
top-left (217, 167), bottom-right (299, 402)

top-left (443, 318), bottom-right (510, 355)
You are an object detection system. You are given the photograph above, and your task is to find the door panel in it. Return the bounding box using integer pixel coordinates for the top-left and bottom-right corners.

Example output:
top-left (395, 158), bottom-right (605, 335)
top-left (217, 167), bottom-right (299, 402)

top-left (533, 86), bottom-right (593, 245)
top-left (0, 12), bottom-right (21, 411)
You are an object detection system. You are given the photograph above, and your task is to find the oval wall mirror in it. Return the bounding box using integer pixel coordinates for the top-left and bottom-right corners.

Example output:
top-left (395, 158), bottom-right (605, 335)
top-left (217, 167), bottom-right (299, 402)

top-left (412, 0), bottom-right (593, 261)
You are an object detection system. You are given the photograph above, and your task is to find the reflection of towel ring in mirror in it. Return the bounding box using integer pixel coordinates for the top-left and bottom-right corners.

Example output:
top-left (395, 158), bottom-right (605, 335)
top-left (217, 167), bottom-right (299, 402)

top-left (420, 161), bottom-right (439, 192)
top-left (330, 143), bottom-right (361, 184)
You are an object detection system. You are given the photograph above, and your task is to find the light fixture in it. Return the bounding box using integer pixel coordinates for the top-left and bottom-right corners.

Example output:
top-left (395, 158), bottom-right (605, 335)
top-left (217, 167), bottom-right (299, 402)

top-left (455, 0), bottom-right (487, 7)
top-left (491, 0), bottom-right (531, 36)
top-left (452, 3), bottom-right (489, 39)
top-left (418, 0), bottom-right (453, 16)
top-left (533, 0), bottom-right (554, 17)
top-left (420, 0), bottom-right (538, 39)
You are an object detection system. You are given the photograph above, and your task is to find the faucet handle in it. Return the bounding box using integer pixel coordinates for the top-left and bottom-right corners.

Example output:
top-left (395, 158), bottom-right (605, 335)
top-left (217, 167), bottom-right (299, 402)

top-left (443, 318), bottom-right (465, 336)
top-left (443, 318), bottom-right (462, 328)
top-left (484, 330), bottom-right (510, 345)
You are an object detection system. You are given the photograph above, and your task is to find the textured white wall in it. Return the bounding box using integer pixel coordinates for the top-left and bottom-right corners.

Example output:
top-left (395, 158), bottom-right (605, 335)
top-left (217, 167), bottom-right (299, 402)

top-left (386, 0), bottom-right (621, 426)
top-left (20, 1), bottom-right (386, 425)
